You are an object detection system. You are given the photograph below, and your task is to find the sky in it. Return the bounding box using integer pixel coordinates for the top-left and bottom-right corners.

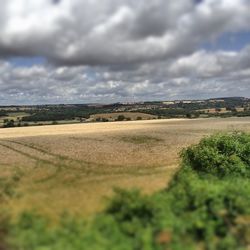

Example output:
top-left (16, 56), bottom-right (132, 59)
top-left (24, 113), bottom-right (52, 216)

top-left (0, 0), bottom-right (250, 105)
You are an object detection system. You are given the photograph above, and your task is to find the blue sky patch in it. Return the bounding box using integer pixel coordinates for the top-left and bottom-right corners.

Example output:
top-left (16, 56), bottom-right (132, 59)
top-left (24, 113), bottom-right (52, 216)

top-left (9, 56), bottom-right (46, 67)
top-left (203, 31), bottom-right (250, 51)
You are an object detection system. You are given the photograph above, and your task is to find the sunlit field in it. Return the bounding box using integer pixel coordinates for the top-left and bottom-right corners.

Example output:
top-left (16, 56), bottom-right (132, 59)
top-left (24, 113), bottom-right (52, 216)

top-left (1, 117), bottom-right (250, 220)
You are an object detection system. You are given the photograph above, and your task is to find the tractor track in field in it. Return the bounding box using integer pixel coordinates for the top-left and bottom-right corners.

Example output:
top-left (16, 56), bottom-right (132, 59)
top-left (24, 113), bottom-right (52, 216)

top-left (0, 140), bottom-right (171, 181)
top-left (0, 140), bottom-right (67, 182)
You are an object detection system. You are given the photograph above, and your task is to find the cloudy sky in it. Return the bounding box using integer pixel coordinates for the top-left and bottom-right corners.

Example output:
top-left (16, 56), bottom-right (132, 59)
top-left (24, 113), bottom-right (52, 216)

top-left (0, 0), bottom-right (250, 105)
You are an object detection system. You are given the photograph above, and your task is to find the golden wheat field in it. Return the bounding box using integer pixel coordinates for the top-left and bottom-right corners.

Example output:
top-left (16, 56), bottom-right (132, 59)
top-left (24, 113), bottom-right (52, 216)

top-left (1, 117), bottom-right (250, 221)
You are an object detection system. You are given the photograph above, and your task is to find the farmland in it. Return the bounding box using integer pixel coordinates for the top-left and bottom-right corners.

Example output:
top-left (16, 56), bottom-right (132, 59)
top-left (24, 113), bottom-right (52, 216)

top-left (1, 97), bottom-right (250, 128)
top-left (90, 112), bottom-right (157, 121)
top-left (1, 117), bottom-right (250, 221)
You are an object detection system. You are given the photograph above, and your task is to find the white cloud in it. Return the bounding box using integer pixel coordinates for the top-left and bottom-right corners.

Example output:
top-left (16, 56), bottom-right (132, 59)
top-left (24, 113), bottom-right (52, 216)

top-left (0, 0), bottom-right (250, 104)
top-left (0, 0), bottom-right (249, 65)
top-left (0, 44), bottom-right (250, 104)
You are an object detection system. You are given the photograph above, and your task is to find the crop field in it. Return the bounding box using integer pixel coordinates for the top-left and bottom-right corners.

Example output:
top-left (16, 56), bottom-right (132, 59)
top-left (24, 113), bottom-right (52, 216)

top-left (1, 117), bottom-right (250, 221)
top-left (90, 112), bottom-right (157, 121)
top-left (0, 112), bottom-right (30, 126)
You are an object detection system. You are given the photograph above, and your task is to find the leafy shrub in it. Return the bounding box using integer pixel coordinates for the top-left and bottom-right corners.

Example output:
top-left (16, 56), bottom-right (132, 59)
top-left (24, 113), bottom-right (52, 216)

top-left (105, 188), bottom-right (157, 238)
top-left (181, 132), bottom-right (250, 177)
top-left (164, 169), bottom-right (250, 249)
top-left (3, 119), bottom-right (15, 128)
top-left (116, 115), bottom-right (125, 121)
top-left (106, 189), bottom-right (155, 225)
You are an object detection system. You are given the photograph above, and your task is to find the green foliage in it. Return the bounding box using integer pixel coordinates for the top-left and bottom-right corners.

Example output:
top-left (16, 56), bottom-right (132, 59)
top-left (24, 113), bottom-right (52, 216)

top-left (3, 119), bottom-right (15, 128)
top-left (21, 106), bottom-right (114, 122)
top-left (116, 115), bottom-right (126, 121)
top-left (140, 108), bottom-right (201, 119)
top-left (0, 111), bottom-right (8, 117)
top-left (5, 132), bottom-right (250, 250)
top-left (163, 169), bottom-right (250, 249)
top-left (181, 132), bottom-right (250, 177)
top-left (105, 189), bottom-right (157, 233)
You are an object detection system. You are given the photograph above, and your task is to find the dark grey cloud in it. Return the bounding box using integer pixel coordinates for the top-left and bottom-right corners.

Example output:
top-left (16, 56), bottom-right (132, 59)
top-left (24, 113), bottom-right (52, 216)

top-left (52, 0), bottom-right (61, 4)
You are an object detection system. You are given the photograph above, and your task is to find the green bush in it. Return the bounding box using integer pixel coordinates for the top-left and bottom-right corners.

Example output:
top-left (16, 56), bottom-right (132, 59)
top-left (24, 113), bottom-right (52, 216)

top-left (116, 115), bottom-right (125, 121)
top-left (181, 132), bottom-right (250, 177)
top-left (106, 189), bottom-right (156, 228)
top-left (163, 169), bottom-right (250, 249)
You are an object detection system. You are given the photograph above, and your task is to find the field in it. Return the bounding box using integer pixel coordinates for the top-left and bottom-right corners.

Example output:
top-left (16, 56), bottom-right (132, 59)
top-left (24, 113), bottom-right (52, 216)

top-left (0, 112), bottom-right (30, 126)
top-left (197, 108), bottom-right (230, 114)
top-left (90, 112), bottom-right (157, 121)
top-left (1, 117), bottom-right (250, 221)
